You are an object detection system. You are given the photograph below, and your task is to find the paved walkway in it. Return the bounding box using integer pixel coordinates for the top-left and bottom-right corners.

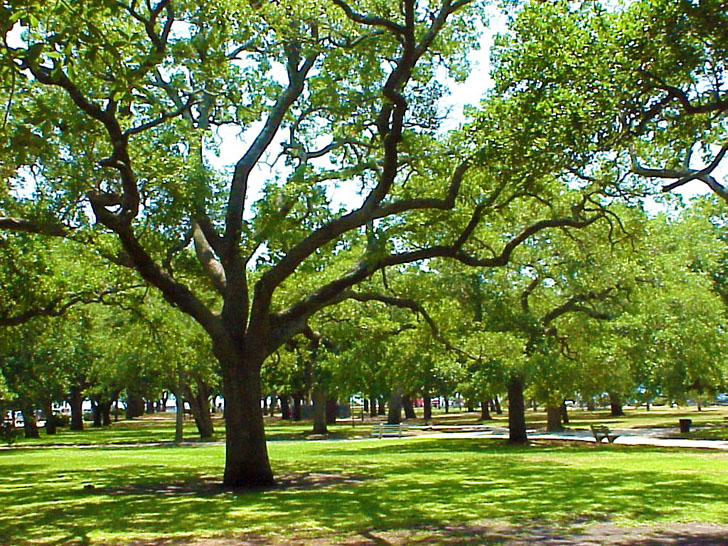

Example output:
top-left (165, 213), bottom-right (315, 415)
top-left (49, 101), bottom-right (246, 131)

top-left (413, 425), bottom-right (728, 450)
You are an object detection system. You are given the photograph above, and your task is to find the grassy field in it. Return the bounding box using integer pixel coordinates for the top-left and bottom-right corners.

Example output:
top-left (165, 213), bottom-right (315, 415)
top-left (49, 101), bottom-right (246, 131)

top-left (3, 406), bottom-right (728, 544)
top-left (2, 427), bottom-right (728, 544)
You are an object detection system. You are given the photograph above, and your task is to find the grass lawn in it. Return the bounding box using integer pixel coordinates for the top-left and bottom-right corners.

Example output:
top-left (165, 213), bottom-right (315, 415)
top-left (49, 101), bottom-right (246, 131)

top-left (2, 436), bottom-right (728, 545)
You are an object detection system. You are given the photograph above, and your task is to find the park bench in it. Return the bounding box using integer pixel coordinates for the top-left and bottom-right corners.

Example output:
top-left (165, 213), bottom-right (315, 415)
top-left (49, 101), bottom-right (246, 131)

top-left (590, 424), bottom-right (619, 444)
top-left (371, 423), bottom-right (408, 438)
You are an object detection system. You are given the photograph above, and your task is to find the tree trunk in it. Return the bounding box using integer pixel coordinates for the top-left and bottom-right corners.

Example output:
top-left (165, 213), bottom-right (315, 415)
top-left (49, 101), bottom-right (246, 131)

top-left (220, 355), bottom-right (274, 488)
top-left (145, 399), bottom-right (155, 414)
top-left (560, 402), bottom-right (569, 424)
top-left (546, 405), bottom-right (563, 432)
top-left (609, 392), bottom-right (624, 417)
top-left (43, 401), bottom-right (57, 435)
top-left (325, 397), bottom-right (338, 425)
top-left (493, 396), bottom-right (502, 415)
top-left (387, 388), bottom-right (403, 425)
top-left (279, 396), bottom-right (291, 420)
top-left (21, 404), bottom-right (39, 439)
top-left (184, 380), bottom-right (215, 439)
top-left (292, 395), bottom-right (302, 422)
top-left (101, 400), bottom-right (113, 426)
top-left (423, 395), bottom-right (432, 421)
top-left (261, 396), bottom-right (268, 416)
top-left (69, 386), bottom-right (84, 431)
top-left (480, 399), bottom-right (492, 421)
top-left (363, 398), bottom-right (369, 413)
top-left (377, 397), bottom-right (386, 416)
top-left (586, 397), bottom-right (595, 411)
top-left (370, 397), bottom-right (377, 417)
top-left (174, 390), bottom-right (184, 445)
top-left (268, 396), bottom-right (277, 417)
top-left (444, 396), bottom-right (449, 413)
top-left (507, 377), bottom-right (527, 444)
top-left (126, 391), bottom-right (144, 419)
top-left (402, 394), bottom-right (416, 419)
top-left (466, 401), bottom-right (474, 413)
top-left (312, 387), bottom-right (327, 435)
top-left (91, 399), bottom-right (102, 428)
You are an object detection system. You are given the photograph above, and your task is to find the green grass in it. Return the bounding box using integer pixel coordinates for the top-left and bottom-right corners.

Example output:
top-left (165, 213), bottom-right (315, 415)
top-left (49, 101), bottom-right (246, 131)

top-left (2, 438), bottom-right (728, 545)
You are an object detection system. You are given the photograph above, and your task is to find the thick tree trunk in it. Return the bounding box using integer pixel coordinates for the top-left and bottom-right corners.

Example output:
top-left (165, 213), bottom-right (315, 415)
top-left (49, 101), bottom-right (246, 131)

top-left (69, 386), bottom-right (84, 431)
top-left (560, 402), bottom-right (569, 424)
top-left (363, 398), bottom-right (369, 413)
top-left (402, 394), bottom-right (416, 419)
top-left (279, 396), bottom-right (291, 420)
top-left (480, 399), bottom-right (492, 421)
top-left (91, 399), bottom-right (102, 428)
top-left (325, 397), bottom-right (338, 425)
top-left (312, 387), bottom-right (327, 435)
top-left (377, 397), bottom-right (386, 416)
top-left (493, 396), bottom-right (502, 415)
top-left (387, 388), bottom-right (403, 425)
top-left (609, 392), bottom-right (624, 417)
top-left (370, 397), bottom-right (378, 417)
top-left (43, 401), bottom-right (57, 435)
top-left (101, 400), bottom-right (113, 426)
top-left (507, 377), bottom-right (527, 444)
top-left (292, 395), bottom-right (302, 422)
top-left (466, 401), bottom-right (474, 413)
top-left (423, 395), bottom-right (432, 421)
top-left (546, 405), bottom-right (563, 432)
top-left (126, 391), bottom-right (144, 419)
top-left (220, 355), bottom-right (273, 488)
top-left (21, 404), bottom-right (39, 439)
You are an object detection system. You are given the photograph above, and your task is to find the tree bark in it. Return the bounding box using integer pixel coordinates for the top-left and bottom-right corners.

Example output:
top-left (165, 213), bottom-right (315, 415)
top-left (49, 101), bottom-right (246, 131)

top-left (546, 405), bottom-right (563, 432)
top-left (101, 400), bottom-right (113, 426)
top-left (560, 402), bottom-right (569, 424)
top-left (363, 398), bottom-right (369, 413)
top-left (91, 399), bottom-right (102, 427)
top-left (387, 388), bottom-right (403, 425)
top-left (370, 397), bottom-right (378, 417)
top-left (43, 401), bottom-right (57, 435)
top-left (480, 399), bottom-right (492, 420)
top-left (69, 386), bottom-right (84, 431)
top-left (586, 397), bottom-right (595, 411)
top-left (21, 404), bottom-right (39, 439)
top-left (423, 395), bottom-right (432, 421)
top-left (609, 392), bottom-right (624, 417)
top-left (220, 354), bottom-right (274, 488)
top-left (507, 377), bottom-right (527, 444)
top-left (292, 395), bottom-right (302, 422)
top-left (444, 396), bottom-right (449, 413)
top-left (402, 394), bottom-right (416, 419)
top-left (325, 397), bottom-right (338, 425)
top-left (279, 396), bottom-right (291, 420)
top-left (184, 379), bottom-right (214, 439)
top-left (493, 396), bottom-right (502, 415)
top-left (312, 387), bottom-right (327, 435)
top-left (174, 390), bottom-right (184, 445)
top-left (377, 397), bottom-right (386, 416)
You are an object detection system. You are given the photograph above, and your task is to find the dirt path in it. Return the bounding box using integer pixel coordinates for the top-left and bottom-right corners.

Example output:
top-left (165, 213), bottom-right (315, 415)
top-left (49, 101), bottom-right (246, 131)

top-left (132, 522), bottom-right (728, 545)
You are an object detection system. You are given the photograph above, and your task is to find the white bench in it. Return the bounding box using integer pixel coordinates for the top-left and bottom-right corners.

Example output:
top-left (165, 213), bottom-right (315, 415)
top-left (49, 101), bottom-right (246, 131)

top-left (371, 423), bottom-right (408, 438)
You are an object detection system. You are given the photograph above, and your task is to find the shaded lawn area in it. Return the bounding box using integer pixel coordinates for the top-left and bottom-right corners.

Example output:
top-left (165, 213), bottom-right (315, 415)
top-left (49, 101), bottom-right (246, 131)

top-left (2, 439), bottom-right (728, 545)
top-left (9, 417), bottom-right (368, 447)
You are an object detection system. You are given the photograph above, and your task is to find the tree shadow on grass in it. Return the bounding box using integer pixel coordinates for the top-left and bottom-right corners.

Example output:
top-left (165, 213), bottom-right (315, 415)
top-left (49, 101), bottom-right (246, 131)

top-left (1, 441), bottom-right (727, 545)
